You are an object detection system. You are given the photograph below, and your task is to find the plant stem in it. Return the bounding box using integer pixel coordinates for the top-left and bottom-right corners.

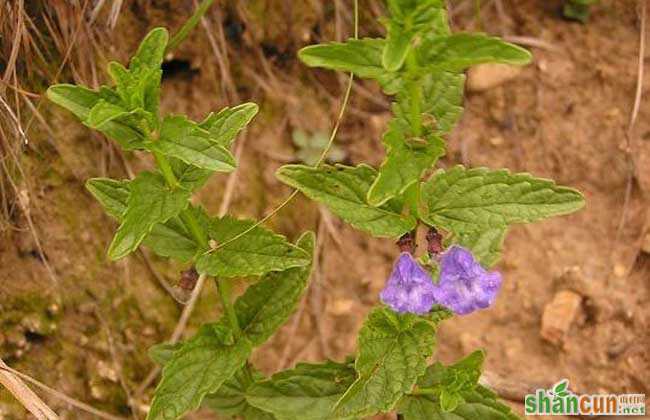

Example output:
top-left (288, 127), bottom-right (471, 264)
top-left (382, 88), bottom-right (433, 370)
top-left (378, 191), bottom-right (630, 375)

top-left (153, 151), bottom-right (208, 247)
top-left (181, 211), bottom-right (208, 248)
top-left (216, 277), bottom-right (241, 337)
top-left (166, 0), bottom-right (216, 53)
top-left (153, 151), bottom-right (180, 189)
top-left (405, 52), bottom-right (422, 137)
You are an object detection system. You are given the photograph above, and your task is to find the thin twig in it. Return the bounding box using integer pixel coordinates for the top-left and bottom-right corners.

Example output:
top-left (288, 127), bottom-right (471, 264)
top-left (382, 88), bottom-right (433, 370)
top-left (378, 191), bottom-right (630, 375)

top-left (0, 363), bottom-right (125, 420)
top-left (614, 1), bottom-right (646, 246)
top-left (0, 358), bottom-right (58, 420)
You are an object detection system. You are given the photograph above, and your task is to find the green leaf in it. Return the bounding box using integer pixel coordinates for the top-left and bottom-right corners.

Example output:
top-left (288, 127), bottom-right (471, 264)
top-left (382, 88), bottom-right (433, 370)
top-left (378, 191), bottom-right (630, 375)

top-left (131, 27), bottom-right (169, 71)
top-left (399, 353), bottom-right (518, 420)
top-left (169, 158), bottom-right (213, 191)
top-left (398, 352), bottom-right (518, 419)
top-left (394, 72), bottom-right (465, 136)
top-left (383, 23), bottom-right (412, 71)
top-left (46, 84), bottom-right (102, 120)
top-left (333, 307), bottom-right (440, 417)
top-left (398, 387), bottom-right (520, 420)
top-left (108, 172), bottom-right (190, 260)
top-left (276, 164), bottom-right (416, 238)
top-left (421, 166), bottom-right (586, 231)
top-left (246, 360), bottom-right (357, 420)
top-left (85, 178), bottom-right (130, 219)
top-left (142, 215), bottom-right (200, 262)
top-left (439, 390), bottom-right (462, 412)
top-left (367, 118), bottom-right (445, 207)
top-left (148, 342), bottom-right (183, 366)
top-left (382, 0), bottom-right (447, 71)
top-left (46, 84), bottom-right (146, 150)
top-left (299, 38), bottom-right (386, 80)
top-left (195, 217), bottom-right (311, 278)
top-left (86, 177), bottom-right (202, 262)
top-left (418, 33), bottom-right (532, 72)
top-left (199, 102), bottom-right (259, 147)
top-left (451, 227), bottom-right (507, 268)
top-left (147, 324), bottom-right (253, 420)
top-left (86, 100), bottom-right (130, 129)
top-left (154, 115), bottom-right (236, 172)
top-left (203, 368), bottom-right (276, 419)
top-left (230, 232), bottom-right (314, 346)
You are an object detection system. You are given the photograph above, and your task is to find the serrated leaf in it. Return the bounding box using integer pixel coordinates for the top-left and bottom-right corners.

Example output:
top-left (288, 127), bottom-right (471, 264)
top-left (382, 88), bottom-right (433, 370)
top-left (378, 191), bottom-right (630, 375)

top-left (398, 387), bottom-right (520, 420)
top-left (142, 215), bottom-right (200, 262)
top-left (299, 38), bottom-right (386, 79)
top-left (46, 84), bottom-right (146, 150)
top-left (382, 0), bottom-right (447, 71)
top-left (230, 232), bottom-right (314, 345)
top-left (333, 307), bottom-right (439, 417)
top-left (86, 100), bottom-right (130, 128)
top-left (195, 217), bottom-right (311, 278)
top-left (85, 178), bottom-right (130, 219)
top-left (86, 177), bottom-right (202, 262)
top-left (147, 324), bottom-right (253, 420)
top-left (276, 164), bottom-right (416, 238)
top-left (246, 360), bottom-right (357, 420)
top-left (367, 118), bottom-right (445, 206)
top-left (449, 227), bottom-right (506, 268)
top-left (199, 102), bottom-right (259, 147)
top-left (394, 72), bottom-right (465, 136)
top-left (421, 166), bottom-right (585, 232)
top-left (169, 157), bottom-right (213, 191)
top-left (383, 22), bottom-right (412, 71)
top-left (399, 351), bottom-right (518, 419)
top-left (418, 33), bottom-right (532, 71)
top-left (203, 368), bottom-right (276, 419)
top-left (46, 84), bottom-right (102, 120)
top-left (154, 115), bottom-right (236, 172)
top-left (108, 172), bottom-right (190, 260)
top-left (149, 342), bottom-right (183, 366)
top-left (131, 27), bottom-right (168, 71)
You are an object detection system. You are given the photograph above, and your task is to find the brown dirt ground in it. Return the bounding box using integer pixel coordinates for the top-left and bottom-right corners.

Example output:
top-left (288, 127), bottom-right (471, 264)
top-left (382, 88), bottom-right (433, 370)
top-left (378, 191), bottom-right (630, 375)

top-left (1, 0), bottom-right (649, 419)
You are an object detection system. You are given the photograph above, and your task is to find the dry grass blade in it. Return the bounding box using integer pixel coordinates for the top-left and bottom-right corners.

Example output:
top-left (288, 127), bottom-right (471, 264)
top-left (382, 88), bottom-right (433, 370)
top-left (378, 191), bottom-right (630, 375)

top-left (0, 358), bottom-right (58, 420)
top-left (614, 0), bottom-right (646, 247)
top-left (0, 363), bottom-right (126, 420)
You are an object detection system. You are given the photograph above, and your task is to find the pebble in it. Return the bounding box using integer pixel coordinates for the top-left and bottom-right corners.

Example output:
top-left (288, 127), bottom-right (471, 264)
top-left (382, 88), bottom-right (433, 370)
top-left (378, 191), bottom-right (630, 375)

top-left (613, 264), bottom-right (627, 278)
top-left (540, 290), bottom-right (583, 346)
top-left (467, 63), bottom-right (523, 92)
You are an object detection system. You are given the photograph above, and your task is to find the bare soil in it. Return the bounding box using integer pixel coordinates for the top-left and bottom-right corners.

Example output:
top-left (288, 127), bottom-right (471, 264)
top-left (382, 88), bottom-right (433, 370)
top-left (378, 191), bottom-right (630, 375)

top-left (1, 1), bottom-right (649, 419)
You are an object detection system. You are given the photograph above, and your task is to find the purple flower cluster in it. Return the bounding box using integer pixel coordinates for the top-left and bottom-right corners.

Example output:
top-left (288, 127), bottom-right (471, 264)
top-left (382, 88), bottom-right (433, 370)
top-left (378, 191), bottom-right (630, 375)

top-left (380, 246), bottom-right (502, 315)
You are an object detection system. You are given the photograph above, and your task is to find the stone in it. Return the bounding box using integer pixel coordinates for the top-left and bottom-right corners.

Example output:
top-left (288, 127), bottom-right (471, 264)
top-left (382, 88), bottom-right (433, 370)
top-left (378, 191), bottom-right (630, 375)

top-left (467, 63), bottom-right (523, 92)
top-left (540, 290), bottom-right (583, 346)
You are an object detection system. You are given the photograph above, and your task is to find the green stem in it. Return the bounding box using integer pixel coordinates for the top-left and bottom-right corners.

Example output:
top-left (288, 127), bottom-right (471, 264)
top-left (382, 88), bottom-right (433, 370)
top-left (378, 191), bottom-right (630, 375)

top-left (166, 0), bottom-right (216, 53)
top-left (181, 211), bottom-right (208, 248)
top-left (410, 388), bottom-right (437, 396)
top-left (153, 151), bottom-right (180, 189)
top-left (404, 182), bottom-right (421, 219)
top-left (216, 277), bottom-right (241, 337)
top-left (153, 151), bottom-right (208, 248)
top-left (405, 52), bottom-right (422, 137)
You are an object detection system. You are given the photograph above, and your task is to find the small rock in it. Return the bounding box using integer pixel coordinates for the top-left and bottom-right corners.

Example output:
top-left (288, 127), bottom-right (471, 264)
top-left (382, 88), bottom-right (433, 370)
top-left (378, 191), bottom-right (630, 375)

top-left (540, 290), bottom-right (583, 346)
top-left (613, 264), bottom-right (627, 278)
top-left (328, 298), bottom-right (354, 316)
top-left (467, 63), bottom-right (523, 92)
top-left (96, 360), bottom-right (119, 382)
top-left (489, 136), bottom-right (504, 146)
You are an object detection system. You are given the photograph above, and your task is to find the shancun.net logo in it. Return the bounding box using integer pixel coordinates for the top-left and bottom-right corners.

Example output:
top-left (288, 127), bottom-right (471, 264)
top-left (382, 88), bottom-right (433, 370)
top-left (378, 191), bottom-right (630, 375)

top-left (525, 379), bottom-right (646, 416)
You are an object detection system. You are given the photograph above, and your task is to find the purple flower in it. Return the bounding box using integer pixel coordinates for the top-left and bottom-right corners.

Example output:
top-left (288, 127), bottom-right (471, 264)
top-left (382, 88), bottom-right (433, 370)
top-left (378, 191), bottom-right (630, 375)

top-left (434, 246), bottom-right (502, 315)
top-left (380, 253), bottom-right (437, 314)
